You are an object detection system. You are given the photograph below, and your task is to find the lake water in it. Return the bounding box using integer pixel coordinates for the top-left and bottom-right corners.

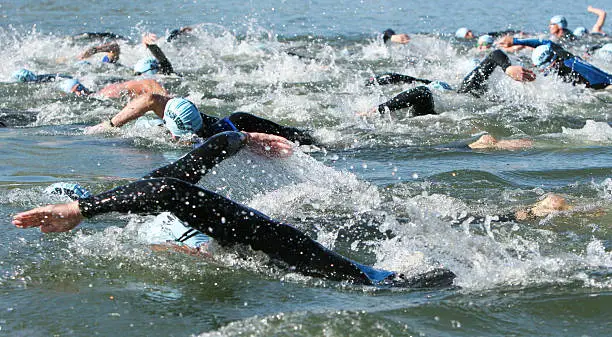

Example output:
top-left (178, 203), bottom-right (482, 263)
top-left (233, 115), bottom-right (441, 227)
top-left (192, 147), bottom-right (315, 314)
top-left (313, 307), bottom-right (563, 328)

top-left (1, 1), bottom-right (611, 336)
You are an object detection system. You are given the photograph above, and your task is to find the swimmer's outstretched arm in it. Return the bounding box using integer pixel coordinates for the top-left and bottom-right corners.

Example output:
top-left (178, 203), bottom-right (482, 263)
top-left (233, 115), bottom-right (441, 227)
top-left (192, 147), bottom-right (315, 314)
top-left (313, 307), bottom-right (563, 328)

top-left (86, 93), bottom-right (171, 134)
top-left (13, 178), bottom-right (374, 284)
top-left (78, 42), bottom-right (120, 63)
top-left (588, 6), bottom-right (607, 34)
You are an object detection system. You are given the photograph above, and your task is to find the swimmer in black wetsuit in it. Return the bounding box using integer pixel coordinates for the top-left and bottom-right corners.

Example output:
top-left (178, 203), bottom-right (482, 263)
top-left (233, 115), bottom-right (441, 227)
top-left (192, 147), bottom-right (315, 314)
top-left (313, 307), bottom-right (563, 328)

top-left (85, 94), bottom-right (317, 145)
top-left (12, 131), bottom-right (455, 288)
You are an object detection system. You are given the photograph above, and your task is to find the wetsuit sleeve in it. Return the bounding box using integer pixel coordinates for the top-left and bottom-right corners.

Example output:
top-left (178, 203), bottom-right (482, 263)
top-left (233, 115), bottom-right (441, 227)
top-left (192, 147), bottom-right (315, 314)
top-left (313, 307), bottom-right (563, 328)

top-left (223, 112), bottom-right (317, 145)
top-left (77, 177), bottom-right (373, 284)
top-left (366, 73), bottom-right (432, 86)
top-left (146, 44), bottom-right (174, 75)
top-left (457, 50), bottom-right (512, 96)
top-left (143, 131), bottom-right (247, 184)
top-left (377, 86), bottom-right (436, 116)
top-left (512, 38), bottom-right (552, 48)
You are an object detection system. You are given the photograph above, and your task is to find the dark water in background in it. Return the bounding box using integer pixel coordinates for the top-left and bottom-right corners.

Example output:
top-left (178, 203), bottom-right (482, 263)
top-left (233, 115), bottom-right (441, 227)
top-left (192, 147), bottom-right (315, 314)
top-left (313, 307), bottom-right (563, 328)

top-left (1, 1), bottom-right (612, 336)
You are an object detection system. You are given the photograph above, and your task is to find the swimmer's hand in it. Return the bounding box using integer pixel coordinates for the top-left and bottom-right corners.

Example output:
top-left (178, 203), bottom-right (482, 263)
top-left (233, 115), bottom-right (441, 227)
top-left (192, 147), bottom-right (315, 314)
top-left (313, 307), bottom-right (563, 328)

top-left (356, 107), bottom-right (377, 117)
top-left (390, 34), bottom-right (410, 44)
top-left (12, 201), bottom-right (83, 233)
top-left (505, 66), bottom-right (536, 82)
top-left (244, 132), bottom-right (293, 158)
top-left (142, 33), bottom-right (159, 46)
top-left (84, 121), bottom-right (113, 134)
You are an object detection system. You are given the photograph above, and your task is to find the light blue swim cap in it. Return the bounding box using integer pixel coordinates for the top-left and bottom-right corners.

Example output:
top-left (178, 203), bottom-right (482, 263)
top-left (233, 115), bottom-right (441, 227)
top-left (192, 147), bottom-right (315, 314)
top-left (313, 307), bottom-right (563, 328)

top-left (573, 26), bottom-right (588, 37)
top-left (134, 57), bottom-right (159, 75)
top-left (550, 15), bottom-right (567, 29)
top-left (477, 35), bottom-right (494, 46)
top-left (11, 69), bottom-right (38, 82)
top-left (531, 44), bottom-right (556, 68)
top-left (58, 78), bottom-right (80, 93)
top-left (430, 81), bottom-right (453, 91)
top-left (163, 98), bottom-right (203, 137)
top-left (455, 27), bottom-right (470, 39)
top-left (44, 182), bottom-right (92, 200)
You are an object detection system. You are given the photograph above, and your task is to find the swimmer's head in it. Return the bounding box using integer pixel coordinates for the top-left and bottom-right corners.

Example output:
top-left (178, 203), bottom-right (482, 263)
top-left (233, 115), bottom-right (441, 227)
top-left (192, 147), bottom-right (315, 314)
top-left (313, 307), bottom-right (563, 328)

top-left (549, 15), bottom-right (567, 34)
top-left (455, 27), bottom-right (473, 39)
top-left (163, 99), bottom-right (204, 138)
top-left (382, 29), bottom-right (396, 43)
top-left (573, 26), bottom-right (588, 38)
top-left (134, 57), bottom-right (159, 75)
top-left (11, 69), bottom-right (38, 82)
top-left (58, 78), bottom-right (91, 96)
top-left (477, 35), bottom-right (494, 48)
top-left (531, 44), bottom-right (557, 70)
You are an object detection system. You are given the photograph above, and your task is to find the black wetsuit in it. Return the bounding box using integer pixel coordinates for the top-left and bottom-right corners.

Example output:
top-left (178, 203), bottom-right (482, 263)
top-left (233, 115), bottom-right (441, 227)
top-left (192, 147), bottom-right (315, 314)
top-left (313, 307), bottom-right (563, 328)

top-left (366, 73), bottom-right (432, 86)
top-left (377, 86), bottom-right (436, 117)
top-left (77, 132), bottom-right (454, 287)
top-left (197, 112), bottom-right (317, 145)
top-left (457, 50), bottom-right (512, 96)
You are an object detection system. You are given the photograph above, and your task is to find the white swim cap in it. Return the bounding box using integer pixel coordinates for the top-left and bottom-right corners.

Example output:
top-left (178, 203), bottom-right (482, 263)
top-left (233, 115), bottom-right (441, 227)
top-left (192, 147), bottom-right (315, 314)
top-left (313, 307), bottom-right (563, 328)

top-left (550, 15), bottom-right (568, 29)
top-left (455, 27), bottom-right (470, 39)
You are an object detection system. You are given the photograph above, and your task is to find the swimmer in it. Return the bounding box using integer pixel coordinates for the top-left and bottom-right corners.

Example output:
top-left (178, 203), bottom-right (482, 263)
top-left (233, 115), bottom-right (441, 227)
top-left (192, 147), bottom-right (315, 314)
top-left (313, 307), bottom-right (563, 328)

top-left (77, 41), bottom-right (120, 64)
top-left (498, 36), bottom-right (612, 89)
top-left (548, 15), bottom-right (576, 42)
top-left (166, 26), bottom-right (194, 42)
top-left (85, 94), bottom-right (317, 145)
top-left (514, 193), bottom-right (571, 221)
top-left (467, 134), bottom-right (533, 151)
top-left (134, 33), bottom-right (175, 75)
top-left (10, 69), bottom-right (72, 83)
top-left (455, 27), bottom-right (475, 40)
top-left (382, 29), bottom-right (411, 44)
top-left (12, 132), bottom-right (455, 288)
top-left (56, 78), bottom-right (168, 98)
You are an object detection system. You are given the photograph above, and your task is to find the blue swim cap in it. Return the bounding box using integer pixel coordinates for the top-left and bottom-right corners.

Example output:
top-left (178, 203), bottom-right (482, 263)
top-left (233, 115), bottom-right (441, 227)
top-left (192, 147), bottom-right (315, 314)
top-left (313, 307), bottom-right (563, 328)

top-left (58, 79), bottom-right (80, 93)
top-left (573, 26), bottom-right (588, 37)
top-left (44, 182), bottom-right (92, 200)
top-left (455, 27), bottom-right (469, 39)
top-left (477, 35), bottom-right (494, 46)
top-left (163, 98), bottom-right (203, 137)
top-left (11, 69), bottom-right (38, 82)
top-left (134, 57), bottom-right (159, 75)
top-left (550, 15), bottom-right (567, 29)
top-left (430, 81), bottom-right (453, 91)
top-left (531, 44), bottom-right (556, 68)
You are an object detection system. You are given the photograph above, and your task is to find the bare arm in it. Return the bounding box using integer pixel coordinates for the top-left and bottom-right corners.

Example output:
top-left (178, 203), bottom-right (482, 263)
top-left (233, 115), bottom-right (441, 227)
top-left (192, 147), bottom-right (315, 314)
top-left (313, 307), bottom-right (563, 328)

top-left (78, 42), bottom-right (120, 62)
top-left (85, 94), bottom-right (171, 134)
top-left (588, 6), bottom-right (607, 33)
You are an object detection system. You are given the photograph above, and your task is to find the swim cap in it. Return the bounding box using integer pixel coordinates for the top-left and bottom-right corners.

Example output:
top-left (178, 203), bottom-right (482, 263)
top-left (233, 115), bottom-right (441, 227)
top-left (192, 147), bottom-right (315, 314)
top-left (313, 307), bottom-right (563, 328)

top-left (44, 182), bottom-right (92, 200)
top-left (133, 57), bottom-right (159, 75)
top-left (573, 26), bottom-right (588, 37)
top-left (531, 44), bottom-right (556, 68)
top-left (58, 78), bottom-right (80, 93)
top-left (382, 29), bottom-right (396, 43)
top-left (163, 98), bottom-right (203, 137)
top-left (455, 27), bottom-right (469, 39)
top-left (549, 15), bottom-right (567, 29)
top-left (477, 35), bottom-right (494, 46)
top-left (430, 81), bottom-right (453, 91)
top-left (11, 69), bottom-right (38, 82)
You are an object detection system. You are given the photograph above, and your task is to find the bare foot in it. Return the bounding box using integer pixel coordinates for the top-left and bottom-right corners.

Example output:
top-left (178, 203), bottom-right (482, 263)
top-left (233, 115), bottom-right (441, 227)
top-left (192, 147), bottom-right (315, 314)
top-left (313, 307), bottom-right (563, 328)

top-left (12, 201), bottom-right (84, 233)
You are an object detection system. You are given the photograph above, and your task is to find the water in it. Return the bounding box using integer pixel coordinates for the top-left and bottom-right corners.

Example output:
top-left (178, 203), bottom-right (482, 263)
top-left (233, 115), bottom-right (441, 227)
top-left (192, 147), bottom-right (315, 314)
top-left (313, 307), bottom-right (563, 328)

top-left (1, 0), bottom-right (612, 336)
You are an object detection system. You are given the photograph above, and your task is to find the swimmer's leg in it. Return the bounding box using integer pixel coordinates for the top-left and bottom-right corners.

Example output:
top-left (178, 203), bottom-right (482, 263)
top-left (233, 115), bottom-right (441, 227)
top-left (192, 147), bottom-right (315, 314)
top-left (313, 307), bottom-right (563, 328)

top-left (143, 131), bottom-right (247, 183)
top-left (78, 177), bottom-right (374, 284)
top-left (226, 112), bottom-right (317, 145)
top-left (378, 86), bottom-right (435, 116)
top-left (457, 50), bottom-right (511, 96)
